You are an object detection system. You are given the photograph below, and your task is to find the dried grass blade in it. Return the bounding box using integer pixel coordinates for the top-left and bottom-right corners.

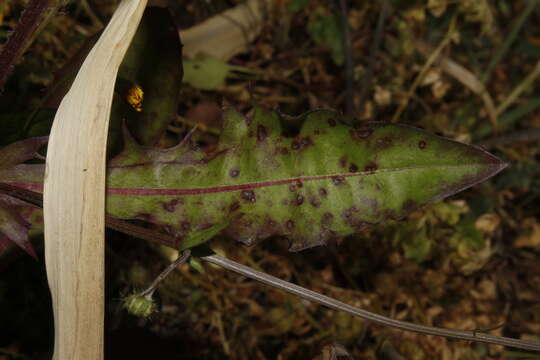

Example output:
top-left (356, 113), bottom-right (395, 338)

top-left (43, 1), bottom-right (147, 359)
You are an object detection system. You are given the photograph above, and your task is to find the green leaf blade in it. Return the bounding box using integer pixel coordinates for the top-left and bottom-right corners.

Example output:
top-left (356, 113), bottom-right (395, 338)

top-left (105, 107), bottom-right (507, 251)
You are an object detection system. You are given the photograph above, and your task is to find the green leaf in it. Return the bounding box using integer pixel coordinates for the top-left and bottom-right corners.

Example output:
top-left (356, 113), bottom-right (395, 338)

top-left (183, 55), bottom-right (256, 90)
top-left (115, 7), bottom-right (183, 146)
top-left (307, 10), bottom-right (344, 65)
top-left (180, 221), bottom-right (229, 251)
top-left (0, 107), bottom-right (507, 252)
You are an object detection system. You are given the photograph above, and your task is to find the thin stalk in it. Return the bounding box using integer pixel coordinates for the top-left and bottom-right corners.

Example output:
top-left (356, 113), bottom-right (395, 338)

top-left (496, 60), bottom-right (540, 115)
top-left (0, 0), bottom-right (67, 91)
top-left (481, 0), bottom-right (538, 84)
top-left (391, 15), bottom-right (456, 123)
top-left (357, 0), bottom-right (389, 115)
top-left (202, 254), bottom-right (540, 352)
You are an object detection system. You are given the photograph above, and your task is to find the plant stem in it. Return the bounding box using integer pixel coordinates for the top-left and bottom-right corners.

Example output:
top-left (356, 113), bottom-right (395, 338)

top-left (481, 0), bottom-right (538, 84)
top-left (357, 0), bottom-right (389, 115)
top-left (0, 0), bottom-right (66, 91)
top-left (141, 250), bottom-right (191, 297)
top-left (496, 60), bottom-right (540, 115)
top-left (201, 254), bottom-right (540, 352)
top-left (391, 15), bottom-right (456, 123)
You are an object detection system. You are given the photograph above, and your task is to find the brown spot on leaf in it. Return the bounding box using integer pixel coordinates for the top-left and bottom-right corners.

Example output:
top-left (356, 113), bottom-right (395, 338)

top-left (322, 212), bottom-right (334, 225)
top-left (418, 140), bottom-right (427, 149)
top-left (401, 199), bottom-right (419, 214)
top-left (289, 184), bottom-right (296, 192)
top-left (376, 136), bottom-right (392, 149)
top-left (350, 126), bottom-right (373, 140)
top-left (309, 197), bottom-right (321, 207)
top-left (230, 201), bottom-right (240, 211)
top-left (286, 220), bottom-right (295, 230)
top-left (301, 137), bottom-right (312, 147)
top-left (349, 164), bottom-right (358, 172)
top-left (342, 206), bottom-right (358, 220)
top-left (162, 199), bottom-right (179, 212)
top-left (181, 221), bottom-right (191, 232)
top-left (365, 161), bottom-right (378, 172)
top-left (257, 125), bottom-right (268, 142)
top-left (339, 156), bottom-right (347, 168)
top-left (291, 141), bottom-right (300, 150)
top-left (332, 176), bottom-right (345, 185)
top-left (296, 194), bottom-right (304, 205)
top-left (295, 179), bottom-right (303, 188)
top-left (241, 190), bottom-right (256, 202)
top-left (230, 169), bottom-right (240, 178)
top-left (319, 188), bottom-right (327, 197)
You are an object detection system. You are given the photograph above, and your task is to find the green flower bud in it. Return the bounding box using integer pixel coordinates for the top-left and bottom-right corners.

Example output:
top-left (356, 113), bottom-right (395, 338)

top-left (123, 292), bottom-right (157, 318)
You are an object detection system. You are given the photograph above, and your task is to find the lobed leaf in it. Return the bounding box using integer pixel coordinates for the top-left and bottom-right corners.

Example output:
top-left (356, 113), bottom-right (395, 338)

top-left (0, 107), bottom-right (507, 253)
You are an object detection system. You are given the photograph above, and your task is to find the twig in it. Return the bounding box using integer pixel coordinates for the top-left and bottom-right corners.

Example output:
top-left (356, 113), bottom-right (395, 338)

top-left (0, 0), bottom-right (66, 92)
top-left (337, 0), bottom-right (354, 117)
top-left (357, 0), bottom-right (389, 114)
top-left (414, 40), bottom-right (497, 126)
top-left (141, 250), bottom-right (191, 297)
top-left (391, 15), bottom-right (456, 123)
top-left (476, 128), bottom-right (540, 149)
top-left (496, 60), bottom-right (540, 115)
top-left (201, 254), bottom-right (540, 352)
top-left (2, 182), bottom-right (540, 351)
top-left (481, 0), bottom-right (538, 84)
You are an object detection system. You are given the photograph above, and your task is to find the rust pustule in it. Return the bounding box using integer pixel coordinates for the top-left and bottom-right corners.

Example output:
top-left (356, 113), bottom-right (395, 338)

top-left (350, 126), bottom-right (373, 140)
top-left (349, 164), bottom-right (358, 172)
top-left (162, 199), bottom-right (179, 212)
top-left (289, 184), bottom-right (297, 192)
top-left (301, 137), bottom-right (313, 147)
top-left (241, 190), bottom-right (256, 202)
top-left (278, 147), bottom-right (289, 155)
top-left (230, 201), bottom-right (240, 211)
top-left (331, 176), bottom-right (345, 185)
top-left (339, 156), bottom-right (347, 168)
top-left (291, 141), bottom-right (300, 150)
top-left (229, 168), bottom-right (240, 178)
top-left (401, 199), bottom-right (419, 214)
top-left (257, 125), bottom-right (268, 142)
top-left (296, 194), bottom-right (304, 205)
top-left (364, 161), bottom-right (378, 172)
top-left (418, 140), bottom-right (427, 149)
top-left (376, 136), bottom-right (392, 149)
top-left (180, 221), bottom-right (191, 232)
top-left (319, 188), bottom-right (327, 197)
top-left (286, 220), bottom-right (295, 230)
top-left (322, 212), bottom-right (334, 225)
top-left (328, 118), bottom-right (337, 127)
top-left (342, 206), bottom-right (358, 219)
top-left (309, 197), bottom-right (321, 207)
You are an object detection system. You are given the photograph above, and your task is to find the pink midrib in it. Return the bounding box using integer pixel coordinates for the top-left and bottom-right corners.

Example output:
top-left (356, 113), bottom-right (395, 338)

top-left (4, 162), bottom-right (502, 196)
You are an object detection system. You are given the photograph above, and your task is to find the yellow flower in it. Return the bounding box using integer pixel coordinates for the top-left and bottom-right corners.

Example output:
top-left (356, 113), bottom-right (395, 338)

top-left (126, 84), bottom-right (144, 112)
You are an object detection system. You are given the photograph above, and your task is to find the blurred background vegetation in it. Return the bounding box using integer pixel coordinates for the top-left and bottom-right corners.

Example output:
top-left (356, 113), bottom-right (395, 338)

top-left (0, 0), bottom-right (539, 359)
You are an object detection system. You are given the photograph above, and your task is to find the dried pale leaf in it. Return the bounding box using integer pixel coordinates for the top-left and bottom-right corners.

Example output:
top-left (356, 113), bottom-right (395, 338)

top-left (514, 218), bottom-right (540, 249)
top-left (43, 1), bottom-right (147, 359)
top-left (181, 0), bottom-right (272, 60)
